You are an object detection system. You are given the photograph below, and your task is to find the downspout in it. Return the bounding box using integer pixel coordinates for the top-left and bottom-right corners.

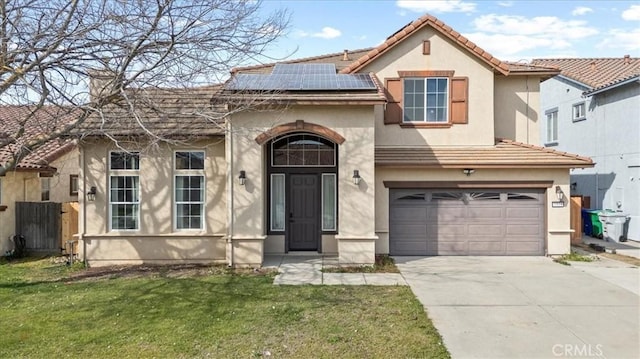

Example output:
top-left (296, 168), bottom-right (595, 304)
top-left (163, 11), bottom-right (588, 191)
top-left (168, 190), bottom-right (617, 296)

top-left (525, 76), bottom-right (530, 143)
top-left (80, 146), bottom-right (87, 266)
top-left (227, 119), bottom-right (234, 267)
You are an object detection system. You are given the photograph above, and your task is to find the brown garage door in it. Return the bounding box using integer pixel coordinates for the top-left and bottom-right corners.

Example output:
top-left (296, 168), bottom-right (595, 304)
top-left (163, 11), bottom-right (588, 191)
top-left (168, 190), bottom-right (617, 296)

top-left (389, 189), bottom-right (545, 256)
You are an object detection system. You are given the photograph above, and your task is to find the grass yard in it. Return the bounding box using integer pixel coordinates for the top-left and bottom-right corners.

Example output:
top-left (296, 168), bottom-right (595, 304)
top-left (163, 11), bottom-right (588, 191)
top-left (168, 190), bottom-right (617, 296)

top-left (0, 257), bottom-right (449, 358)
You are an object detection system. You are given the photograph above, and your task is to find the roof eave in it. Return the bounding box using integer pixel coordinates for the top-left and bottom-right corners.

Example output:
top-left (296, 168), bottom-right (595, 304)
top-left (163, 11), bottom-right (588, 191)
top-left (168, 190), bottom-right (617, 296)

top-left (583, 76), bottom-right (640, 97)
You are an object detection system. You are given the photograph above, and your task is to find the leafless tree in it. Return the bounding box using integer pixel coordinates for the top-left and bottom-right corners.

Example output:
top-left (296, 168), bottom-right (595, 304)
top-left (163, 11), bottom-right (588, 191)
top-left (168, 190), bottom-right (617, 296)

top-left (0, 0), bottom-right (289, 175)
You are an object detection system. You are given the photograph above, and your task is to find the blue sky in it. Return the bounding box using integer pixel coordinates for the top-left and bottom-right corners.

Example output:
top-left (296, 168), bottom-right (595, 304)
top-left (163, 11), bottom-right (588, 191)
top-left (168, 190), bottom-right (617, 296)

top-left (259, 0), bottom-right (640, 63)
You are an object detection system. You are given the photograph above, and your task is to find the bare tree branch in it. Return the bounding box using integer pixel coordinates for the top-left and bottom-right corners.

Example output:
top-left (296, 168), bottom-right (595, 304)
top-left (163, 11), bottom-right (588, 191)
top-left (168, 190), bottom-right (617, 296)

top-left (0, 0), bottom-right (290, 175)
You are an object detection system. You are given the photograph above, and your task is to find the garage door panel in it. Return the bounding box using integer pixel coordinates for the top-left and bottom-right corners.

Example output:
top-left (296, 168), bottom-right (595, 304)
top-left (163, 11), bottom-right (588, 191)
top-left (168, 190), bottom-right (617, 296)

top-left (468, 241), bottom-right (505, 254)
top-left (390, 188), bottom-right (545, 256)
top-left (506, 241), bottom-right (542, 254)
top-left (468, 207), bottom-right (503, 219)
top-left (427, 224), bottom-right (466, 236)
top-left (436, 241), bottom-right (468, 255)
top-left (468, 224), bottom-right (503, 236)
top-left (390, 223), bottom-right (427, 237)
top-left (391, 207), bottom-right (427, 221)
top-left (506, 207), bottom-right (541, 219)
top-left (506, 224), bottom-right (542, 236)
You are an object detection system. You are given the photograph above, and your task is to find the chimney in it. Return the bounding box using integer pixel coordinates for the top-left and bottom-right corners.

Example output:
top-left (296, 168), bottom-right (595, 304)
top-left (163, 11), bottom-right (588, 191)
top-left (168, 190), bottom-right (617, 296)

top-left (590, 61), bottom-right (596, 71)
top-left (624, 54), bottom-right (631, 65)
top-left (342, 49), bottom-right (350, 61)
top-left (88, 69), bottom-right (120, 102)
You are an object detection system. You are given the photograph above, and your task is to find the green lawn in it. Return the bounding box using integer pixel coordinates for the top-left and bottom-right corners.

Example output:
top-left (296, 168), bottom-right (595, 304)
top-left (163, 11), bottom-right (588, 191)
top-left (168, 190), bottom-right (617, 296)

top-left (0, 257), bottom-right (449, 358)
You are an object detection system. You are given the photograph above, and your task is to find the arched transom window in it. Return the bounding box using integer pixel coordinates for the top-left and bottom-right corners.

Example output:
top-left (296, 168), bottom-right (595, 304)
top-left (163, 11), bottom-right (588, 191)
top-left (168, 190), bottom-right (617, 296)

top-left (271, 134), bottom-right (336, 167)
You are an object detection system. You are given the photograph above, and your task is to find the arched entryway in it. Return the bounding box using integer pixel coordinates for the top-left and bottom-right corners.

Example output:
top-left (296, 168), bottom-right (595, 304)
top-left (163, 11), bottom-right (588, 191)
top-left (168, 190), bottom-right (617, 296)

top-left (265, 132), bottom-right (338, 252)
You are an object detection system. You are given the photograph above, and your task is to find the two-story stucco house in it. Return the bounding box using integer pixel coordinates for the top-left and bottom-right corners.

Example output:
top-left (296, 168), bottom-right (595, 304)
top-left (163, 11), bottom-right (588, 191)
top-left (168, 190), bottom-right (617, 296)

top-left (77, 14), bottom-right (593, 267)
top-left (532, 57), bottom-right (640, 241)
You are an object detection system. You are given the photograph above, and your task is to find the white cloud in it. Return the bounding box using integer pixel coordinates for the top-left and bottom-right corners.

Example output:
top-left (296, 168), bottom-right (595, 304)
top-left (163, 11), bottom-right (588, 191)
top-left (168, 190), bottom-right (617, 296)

top-left (464, 14), bottom-right (599, 60)
top-left (312, 27), bottom-right (341, 39)
top-left (597, 28), bottom-right (640, 51)
top-left (622, 4), bottom-right (640, 20)
top-left (571, 6), bottom-right (593, 16)
top-left (396, 0), bottom-right (476, 13)
top-left (295, 27), bottom-right (342, 40)
top-left (497, 1), bottom-right (513, 7)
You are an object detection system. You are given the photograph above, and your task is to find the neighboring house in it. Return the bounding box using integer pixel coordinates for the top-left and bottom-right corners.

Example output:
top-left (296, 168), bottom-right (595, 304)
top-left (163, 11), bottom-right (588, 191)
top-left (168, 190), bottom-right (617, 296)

top-left (532, 57), bottom-right (640, 241)
top-left (77, 14), bottom-right (593, 267)
top-left (0, 106), bottom-right (80, 254)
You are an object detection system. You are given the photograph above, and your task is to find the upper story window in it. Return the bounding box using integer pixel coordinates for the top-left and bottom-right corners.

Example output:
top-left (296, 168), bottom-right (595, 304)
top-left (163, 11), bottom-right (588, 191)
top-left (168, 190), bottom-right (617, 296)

top-left (403, 78), bottom-right (449, 123)
top-left (572, 102), bottom-right (586, 122)
top-left (271, 134), bottom-right (336, 167)
top-left (545, 108), bottom-right (558, 145)
top-left (70, 175), bottom-right (79, 196)
top-left (110, 151), bottom-right (140, 170)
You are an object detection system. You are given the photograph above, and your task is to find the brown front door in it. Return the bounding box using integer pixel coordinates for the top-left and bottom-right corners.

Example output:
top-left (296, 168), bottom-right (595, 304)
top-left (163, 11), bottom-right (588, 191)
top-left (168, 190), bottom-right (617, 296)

top-left (288, 174), bottom-right (319, 251)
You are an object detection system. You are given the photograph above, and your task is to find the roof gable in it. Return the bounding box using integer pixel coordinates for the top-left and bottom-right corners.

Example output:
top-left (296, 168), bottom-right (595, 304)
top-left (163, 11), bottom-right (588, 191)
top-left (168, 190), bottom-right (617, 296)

top-left (340, 14), bottom-right (510, 75)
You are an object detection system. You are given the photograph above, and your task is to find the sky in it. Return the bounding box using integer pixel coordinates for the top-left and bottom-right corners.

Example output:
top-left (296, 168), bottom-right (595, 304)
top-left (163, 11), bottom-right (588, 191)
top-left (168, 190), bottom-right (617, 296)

top-left (258, 0), bottom-right (640, 63)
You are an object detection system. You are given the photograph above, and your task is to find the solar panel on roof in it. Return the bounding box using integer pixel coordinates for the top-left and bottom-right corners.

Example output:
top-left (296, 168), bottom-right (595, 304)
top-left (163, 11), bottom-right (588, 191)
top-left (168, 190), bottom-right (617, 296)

top-left (272, 63), bottom-right (336, 75)
top-left (226, 67), bottom-right (376, 91)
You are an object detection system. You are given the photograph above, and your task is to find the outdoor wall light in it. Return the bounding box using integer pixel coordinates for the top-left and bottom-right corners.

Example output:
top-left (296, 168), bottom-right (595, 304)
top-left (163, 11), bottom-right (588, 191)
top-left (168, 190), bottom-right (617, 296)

top-left (238, 170), bottom-right (246, 186)
top-left (352, 170), bottom-right (361, 185)
top-left (555, 185), bottom-right (564, 201)
top-left (462, 168), bottom-right (475, 176)
top-left (87, 186), bottom-right (97, 202)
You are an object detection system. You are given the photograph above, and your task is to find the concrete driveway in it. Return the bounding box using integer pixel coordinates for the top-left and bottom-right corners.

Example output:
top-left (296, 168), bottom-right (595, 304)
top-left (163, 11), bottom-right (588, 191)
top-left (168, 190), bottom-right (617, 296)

top-left (395, 256), bottom-right (640, 359)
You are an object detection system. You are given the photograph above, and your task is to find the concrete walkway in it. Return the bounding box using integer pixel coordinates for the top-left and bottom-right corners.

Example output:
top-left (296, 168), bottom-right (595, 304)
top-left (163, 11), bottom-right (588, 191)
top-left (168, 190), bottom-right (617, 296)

top-left (582, 236), bottom-right (640, 259)
top-left (396, 256), bottom-right (640, 359)
top-left (263, 255), bottom-right (407, 286)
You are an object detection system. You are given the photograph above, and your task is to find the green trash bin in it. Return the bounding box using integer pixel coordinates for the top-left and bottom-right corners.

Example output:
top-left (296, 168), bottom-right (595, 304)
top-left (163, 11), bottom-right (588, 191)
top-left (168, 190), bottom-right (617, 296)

top-left (588, 210), bottom-right (603, 239)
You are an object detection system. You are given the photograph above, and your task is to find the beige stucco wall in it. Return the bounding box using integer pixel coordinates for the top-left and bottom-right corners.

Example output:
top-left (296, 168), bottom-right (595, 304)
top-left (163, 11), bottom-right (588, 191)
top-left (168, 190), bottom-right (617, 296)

top-left (79, 138), bottom-right (227, 266)
top-left (494, 76), bottom-right (541, 144)
top-left (0, 172), bottom-right (41, 254)
top-left (48, 148), bottom-right (80, 203)
top-left (361, 26), bottom-right (496, 147)
top-left (229, 105), bottom-right (377, 264)
top-left (375, 167), bottom-right (571, 255)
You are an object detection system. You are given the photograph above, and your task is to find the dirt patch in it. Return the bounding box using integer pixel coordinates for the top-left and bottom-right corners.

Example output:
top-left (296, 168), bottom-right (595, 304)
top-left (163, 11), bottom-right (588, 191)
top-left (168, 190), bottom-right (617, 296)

top-left (66, 263), bottom-right (276, 282)
top-left (573, 243), bottom-right (640, 267)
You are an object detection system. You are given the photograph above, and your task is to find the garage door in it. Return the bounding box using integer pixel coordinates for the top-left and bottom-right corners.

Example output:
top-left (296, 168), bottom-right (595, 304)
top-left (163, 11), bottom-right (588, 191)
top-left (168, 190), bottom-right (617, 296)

top-left (389, 189), bottom-right (545, 256)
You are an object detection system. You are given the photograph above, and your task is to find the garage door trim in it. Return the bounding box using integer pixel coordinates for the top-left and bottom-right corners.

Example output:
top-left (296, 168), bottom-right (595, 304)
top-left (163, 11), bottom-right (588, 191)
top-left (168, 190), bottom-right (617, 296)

top-left (384, 180), bottom-right (553, 189)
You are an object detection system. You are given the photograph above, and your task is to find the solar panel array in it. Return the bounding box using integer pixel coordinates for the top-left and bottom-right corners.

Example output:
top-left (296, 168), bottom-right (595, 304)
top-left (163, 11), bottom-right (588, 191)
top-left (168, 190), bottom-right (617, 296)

top-left (227, 63), bottom-right (377, 91)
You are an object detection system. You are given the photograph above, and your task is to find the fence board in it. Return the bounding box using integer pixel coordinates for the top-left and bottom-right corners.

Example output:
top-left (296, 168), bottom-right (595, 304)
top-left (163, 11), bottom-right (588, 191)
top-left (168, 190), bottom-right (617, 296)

top-left (570, 196), bottom-right (583, 244)
top-left (61, 202), bottom-right (79, 253)
top-left (15, 202), bottom-right (61, 252)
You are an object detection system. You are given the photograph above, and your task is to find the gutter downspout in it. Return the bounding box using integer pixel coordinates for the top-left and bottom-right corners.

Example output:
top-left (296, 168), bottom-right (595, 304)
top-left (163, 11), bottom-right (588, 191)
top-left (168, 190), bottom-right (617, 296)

top-left (227, 119), bottom-right (234, 267)
top-left (80, 145), bottom-right (87, 266)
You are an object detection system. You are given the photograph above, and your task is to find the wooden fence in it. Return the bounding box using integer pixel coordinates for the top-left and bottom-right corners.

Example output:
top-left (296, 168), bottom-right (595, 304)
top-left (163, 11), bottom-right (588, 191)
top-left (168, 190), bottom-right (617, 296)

top-left (15, 201), bottom-right (79, 253)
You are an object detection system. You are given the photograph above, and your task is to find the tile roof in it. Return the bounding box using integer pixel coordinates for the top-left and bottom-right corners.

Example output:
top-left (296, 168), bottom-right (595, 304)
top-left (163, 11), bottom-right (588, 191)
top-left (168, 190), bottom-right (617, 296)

top-left (231, 48), bottom-right (374, 74)
top-left (375, 139), bottom-right (594, 168)
top-left (340, 14), bottom-right (515, 75)
top-left (0, 106), bottom-right (78, 172)
top-left (531, 56), bottom-right (640, 93)
top-left (75, 85), bottom-right (225, 137)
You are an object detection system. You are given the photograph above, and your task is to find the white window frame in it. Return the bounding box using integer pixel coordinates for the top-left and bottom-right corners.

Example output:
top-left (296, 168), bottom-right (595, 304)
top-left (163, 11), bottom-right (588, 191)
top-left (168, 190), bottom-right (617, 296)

top-left (41, 177), bottom-right (51, 201)
top-left (321, 173), bottom-right (337, 231)
top-left (545, 108), bottom-right (558, 145)
top-left (173, 151), bottom-right (206, 231)
top-left (572, 102), bottom-right (586, 122)
top-left (403, 77), bottom-right (449, 123)
top-left (270, 173), bottom-right (286, 232)
top-left (109, 151), bottom-right (140, 231)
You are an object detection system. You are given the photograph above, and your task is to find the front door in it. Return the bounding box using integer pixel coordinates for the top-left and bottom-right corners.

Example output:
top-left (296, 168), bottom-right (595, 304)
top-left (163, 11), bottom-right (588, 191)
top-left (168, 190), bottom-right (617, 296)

top-left (288, 174), bottom-right (319, 251)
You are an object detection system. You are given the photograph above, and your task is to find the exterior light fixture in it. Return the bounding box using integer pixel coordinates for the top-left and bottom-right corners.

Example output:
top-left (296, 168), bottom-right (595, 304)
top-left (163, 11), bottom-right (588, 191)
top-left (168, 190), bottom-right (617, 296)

top-left (462, 168), bottom-right (475, 176)
top-left (87, 186), bottom-right (97, 202)
top-left (555, 186), bottom-right (564, 201)
top-left (238, 170), bottom-right (246, 186)
top-left (352, 170), bottom-right (361, 185)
